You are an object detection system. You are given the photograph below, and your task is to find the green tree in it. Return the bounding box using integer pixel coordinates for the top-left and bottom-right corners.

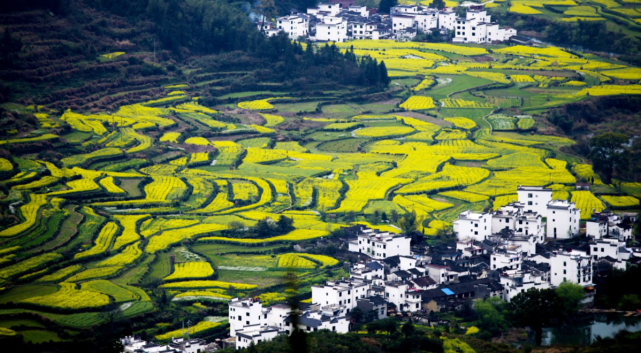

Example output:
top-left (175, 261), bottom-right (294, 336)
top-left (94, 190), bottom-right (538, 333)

top-left (588, 132), bottom-right (629, 184)
top-left (379, 60), bottom-right (390, 86)
top-left (619, 294), bottom-right (641, 311)
top-left (350, 306), bottom-right (364, 323)
top-left (429, 0), bottom-right (446, 9)
top-left (401, 319), bottom-right (415, 337)
top-left (277, 215), bottom-right (294, 234)
top-left (257, 0), bottom-right (277, 32)
top-left (382, 317), bottom-right (398, 335)
top-left (398, 209), bottom-right (422, 234)
top-left (556, 281), bottom-right (585, 319)
top-left (378, 0), bottom-right (398, 14)
top-left (474, 297), bottom-right (507, 336)
top-left (507, 288), bottom-right (564, 345)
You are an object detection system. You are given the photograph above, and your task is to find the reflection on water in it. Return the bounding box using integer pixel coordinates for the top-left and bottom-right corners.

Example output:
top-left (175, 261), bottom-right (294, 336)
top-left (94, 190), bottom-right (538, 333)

top-left (541, 314), bottom-right (641, 346)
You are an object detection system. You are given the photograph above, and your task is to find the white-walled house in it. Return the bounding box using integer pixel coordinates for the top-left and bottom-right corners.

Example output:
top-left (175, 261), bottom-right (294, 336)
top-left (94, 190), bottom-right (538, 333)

top-left (315, 17), bottom-right (349, 42)
top-left (452, 10), bottom-right (516, 43)
top-left (347, 5), bottom-right (369, 18)
top-left (285, 308), bottom-right (350, 334)
top-left (353, 230), bottom-right (412, 259)
top-left (384, 282), bottom-right (422, 312)
top-left (491, 246), bottom-right (523, 271)
top-left (391, 14), bottom-right (416, 35)
top-left (453, 210), bottom-right (492, 241)
top-left (311, 279), bottom-right (371, 310)
top-left (438, 9), bottom-right (457, 31)
top-left (121, 336), bottom-right (146, 352)
top-left (229, 298), bottom-right (266, 337)
top-left (500, 268), bottom-right (550, 302)
top-left (350, 261), bottom-right (385, 282)
top-left (235, 325), bottom-right (284, 350)
top-left (267, 304), bottom-right (293, 330)
top-left (390, 5), bottom-right (440, 35)
top-left (546, 200), bottom-right (580, 240)
top-left (590, 238), bottom-right (628, 270)
top-left (413, 11), bottom-right (439, 32)
top-left (586, 217), bottom-right (609, 239)
top-left (230, 297), bottom-right (348, 348)
top-left (586, 212), bottom-right (635, 242)
top-left (549, 251), bottom-right (593, 287)
top-left (307, 2), bottom-right (342, 17)
top-left (390, 4), bottom-right (420, 15)
top-left (517, 186), bottom-right (552, 217)
top-left (356, 295), bottom-right (388, 320)
top-left (424, 263), bottom-right (450, 284)
top-left (276, 14), bottom-right (309, 39)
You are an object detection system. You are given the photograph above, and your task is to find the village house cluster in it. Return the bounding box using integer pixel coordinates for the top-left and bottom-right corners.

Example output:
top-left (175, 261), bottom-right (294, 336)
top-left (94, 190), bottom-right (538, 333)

top-left (121, 335), bottom-right (210, 353)
top-left (259, 1), bottom-right (516, 43)
top-left (225, 184), bottom-right (639, 349)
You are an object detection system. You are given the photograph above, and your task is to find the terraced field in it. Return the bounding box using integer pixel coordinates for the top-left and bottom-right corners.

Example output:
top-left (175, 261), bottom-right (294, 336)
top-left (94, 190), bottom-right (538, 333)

top-left (1, 38), bottom-right (640, 341)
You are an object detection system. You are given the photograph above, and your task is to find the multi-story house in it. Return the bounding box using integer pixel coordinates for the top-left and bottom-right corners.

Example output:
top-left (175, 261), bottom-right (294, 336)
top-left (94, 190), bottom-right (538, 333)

top-left (453, 210), bottom-right (492, 241)
top-left (500, 263), bottom-right (551, 302)
top-left (350, 229), bottom-right (412, 259)
top-left (315, 16), bottom-right (349, 42)
top-left (546, 200), bottom-right (580, 240)
top-left (542, 250), bottom-right (594, 288)
top-left (229, 298), bottom-right (266, 337)
top-left (311, 279), bottom-right (371, 310)
top-left (517, 186), bottom-right (552, 216)
top-left (451, 9), bottom-right (516, 44)
top-left (490, 246), bottom-right (523, 271)
top-left (276, 14), bottom-right (310, 39)
top-left (307, 2), bottom-right (342, 17)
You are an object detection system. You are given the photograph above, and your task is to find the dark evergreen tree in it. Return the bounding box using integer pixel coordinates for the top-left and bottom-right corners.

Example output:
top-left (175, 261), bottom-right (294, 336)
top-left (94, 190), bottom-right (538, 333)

top-left (429, 0), bottom-right (446, 9)
top-left (378, 0), bottom-right (398, 14)
top-left (379, 60), bottom-right (390, 86)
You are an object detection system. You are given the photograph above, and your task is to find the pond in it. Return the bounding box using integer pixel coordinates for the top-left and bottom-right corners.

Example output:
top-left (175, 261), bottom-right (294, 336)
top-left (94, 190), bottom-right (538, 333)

top-left (541, 313), bottom-right (641, 346)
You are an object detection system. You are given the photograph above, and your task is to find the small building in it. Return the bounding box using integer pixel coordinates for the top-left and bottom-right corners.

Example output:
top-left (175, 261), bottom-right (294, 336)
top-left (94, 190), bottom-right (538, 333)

top-left (235, 325), bottom-right (284, 350)
top-left (356, 295), bottom-right (388, 320)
